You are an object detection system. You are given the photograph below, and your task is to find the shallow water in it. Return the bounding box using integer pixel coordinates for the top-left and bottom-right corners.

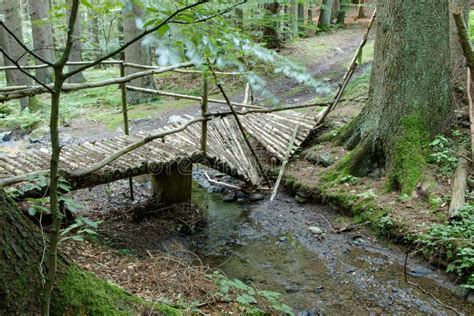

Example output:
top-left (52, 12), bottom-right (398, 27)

top-left (190, 184), bottom-right (474, 315)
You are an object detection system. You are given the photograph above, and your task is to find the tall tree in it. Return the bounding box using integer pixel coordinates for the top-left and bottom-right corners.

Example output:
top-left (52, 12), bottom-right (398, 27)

top-left (263, 1), bottom-right (280, 49)
top-left (318, 0), bottom-right (334, 29)
top-left (357, 0), bottom-right (366, 19)
top-left (337, 0), bottom-right (466, 195)
top-left (0, 0), bottom-right (32, 110)
top-left (122, 2), bottom-right (156, 104)
top-left (297, 0), bottom-right (306, 34)
top-left (28, 0), bottom-right (56, 83)
top-left (66, 0), bottom-right (86, 83)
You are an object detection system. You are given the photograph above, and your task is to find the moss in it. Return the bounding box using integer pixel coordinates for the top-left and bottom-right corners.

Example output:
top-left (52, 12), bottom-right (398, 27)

top-left (51, 265), bottom-right (180, 316)
top-left (387, 115), bottom-right (428, 195)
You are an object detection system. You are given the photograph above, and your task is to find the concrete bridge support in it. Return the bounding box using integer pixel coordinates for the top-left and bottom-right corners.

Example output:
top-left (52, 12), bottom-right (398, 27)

top-left (150, 161), bottom-right (192, 204)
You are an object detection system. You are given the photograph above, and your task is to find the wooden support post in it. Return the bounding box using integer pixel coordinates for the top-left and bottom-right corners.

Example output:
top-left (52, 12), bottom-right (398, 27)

top-left (270, 125), bottom-right (300, 201)
top-left (150, 162), bottom-right (192, 204)
top-left (201, 74), bottom-right (209, 155)
top-left (119, 60), bottom-right (134, 200)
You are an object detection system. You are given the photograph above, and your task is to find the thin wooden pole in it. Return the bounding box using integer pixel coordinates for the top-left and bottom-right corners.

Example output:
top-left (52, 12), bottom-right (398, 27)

top-left (120, 59), bottom-right (134, 200)
top-left (201, 74), bottom-right (209, 154)
top-left (270, 125), bottom-right (300, 201)
top-left (315, 8), bottom-right (376, 126)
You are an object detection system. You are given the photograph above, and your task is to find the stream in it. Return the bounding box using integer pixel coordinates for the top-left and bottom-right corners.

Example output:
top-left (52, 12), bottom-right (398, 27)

top-left (187, 179), bottom-right (474, 315)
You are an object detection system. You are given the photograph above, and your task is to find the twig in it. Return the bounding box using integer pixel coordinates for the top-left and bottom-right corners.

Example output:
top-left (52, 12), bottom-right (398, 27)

top-left (270, 125), bottom-right (299, 201)
top-left (0, 21), bottom-right (54, 66)
top-left (170, 1), bottom-right (247, 25)
top-left (316, 213), bottom-right (335, 233)
top-left (404, 251), bottom-right (461, 315)
top-left (0, 48), bottom-right (54, 93)
top-left (204, 171), bottom-right (241, 190)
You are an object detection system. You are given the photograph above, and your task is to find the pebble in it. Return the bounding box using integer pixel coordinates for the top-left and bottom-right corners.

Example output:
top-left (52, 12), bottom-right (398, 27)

top-left (309, 226), bottom-right (324, 234)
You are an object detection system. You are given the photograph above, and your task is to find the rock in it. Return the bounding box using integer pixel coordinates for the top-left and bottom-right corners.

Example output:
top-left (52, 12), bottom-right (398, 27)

top-left (308, 226), bottom-right (324, 235)
top-left (295, 194), bottom-right (308, 204)
top-left (319, 152), bottom-right (335, 167)
top-left (0, 131), bottom-right (12, 142)
top-left (407, 266), bottom-right (433, 278)
top-left (59, 133), bottom-right (73, 145)
top-left (306, 151), bottom-right (335, 167)
top-left (28, 127), bottom-right (48, 143)
top-left (168, 115), bottom-right (189, 124)
top-left (279, 236), bottom-right (288, 242)
top-left (222, 192), bottom-right (237, 202)
top-left (249, 193), bottom-right (264, 201)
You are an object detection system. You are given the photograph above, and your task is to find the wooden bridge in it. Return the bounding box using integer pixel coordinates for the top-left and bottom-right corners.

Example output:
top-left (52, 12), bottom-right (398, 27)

top-left (0, 109), bottom-right (318, 201)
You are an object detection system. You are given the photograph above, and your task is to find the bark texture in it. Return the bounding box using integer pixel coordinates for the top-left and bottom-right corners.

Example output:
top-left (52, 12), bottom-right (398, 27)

top-left (339, 0), bottom-right (456, 194)
top-left (123, 3), bottom-right (156, 104)
top-left (0, 190), bottom-right (48, 313)
top-left (66, 0), bottom-right (86, 83)
top-left (28, 0), bottom-right (56, 83)
top-left (318, 0), bottom-right (334, 29)
top-left (0, 0), bottom-right (31, 109)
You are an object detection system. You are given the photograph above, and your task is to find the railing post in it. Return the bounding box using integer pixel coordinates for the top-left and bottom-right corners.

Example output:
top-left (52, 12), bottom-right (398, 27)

top-left (200, 73), bottom-right (209, 155)
top-left (119, 58), bottom-right (134, 200)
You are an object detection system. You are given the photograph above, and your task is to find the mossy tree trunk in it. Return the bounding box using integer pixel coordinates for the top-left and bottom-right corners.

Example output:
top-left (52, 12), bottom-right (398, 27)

top-left (318, 0), bottom-right (334, 29)
top-left (0, 189), bottom-right (178, 315)
top-left (0, 189), bottom-right (54, 313)
top-left (263, 1), bottom-right (280, 49)
top-left (338, 0), bottom-right (465, 195)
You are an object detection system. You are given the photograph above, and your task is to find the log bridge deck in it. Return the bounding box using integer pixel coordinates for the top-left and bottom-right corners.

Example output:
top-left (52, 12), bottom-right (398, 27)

top-left (0, 110), bottom-right (317, 200)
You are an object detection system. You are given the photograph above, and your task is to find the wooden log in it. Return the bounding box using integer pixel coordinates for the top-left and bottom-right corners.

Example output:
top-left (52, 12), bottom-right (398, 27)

top-left (201, 74), bottom-right (209, 154)
top-left (125, 85), bottom-right (265, 109)
top-left (448, 157), bottom-right (469, 219)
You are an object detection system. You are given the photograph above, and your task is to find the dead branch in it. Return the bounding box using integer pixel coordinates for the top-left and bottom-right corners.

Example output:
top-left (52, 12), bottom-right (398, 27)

top-left (0, 21), bottom-right (54, 66)
top-left (315, 9), bottom-right (376, 126)
top-left (0, 48), bottom-right (54, 93)
top-left (204, 171), bottom-right (241, 190)
top-left (453, 10), bottom-right (474, 72)
top-left (468, 69), bottom-right (474, 165)
top-left (404, 252), bottom-right (461, 315)
top-left (448, 157), bottom-right (468, 219)
top-left (0, 62), bottom-right (193, 101)
top-left (126, 85), bottom-right (264, 109)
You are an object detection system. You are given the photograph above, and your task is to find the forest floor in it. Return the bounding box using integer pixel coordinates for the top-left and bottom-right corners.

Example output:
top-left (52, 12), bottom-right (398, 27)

top-left (3, 12), bottom-right (474, 314)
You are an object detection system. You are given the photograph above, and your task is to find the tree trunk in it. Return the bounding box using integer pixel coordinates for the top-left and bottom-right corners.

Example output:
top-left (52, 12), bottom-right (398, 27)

top-left (337, 2), bottom-right (348, 24)
top-left (0, 0), bottom-right (31, 110)
top-left (89, 8), bottom-right (101, 69)
top-left (263, 1), bottom-right (281, 49)
top-left (234, 7), bottom-right (244, 30)
top-left (357, 0), bottom-right (366, 19)
top-left (450, 0), bottom-right (471, 106)
top-left (297, 1), bottom-right (306, 34)
top-left (0, 190), bottom-right (48, 313)
top-left (318, 0), bottom-right (334, 29)
top-left (66, 0), bottom-right (86, 83)
top-left (123, 3), bottom-right (156, 104)
top-left (0, 190), bottom-right (175, 314)
top-left (338, 0), bottom-right (458, 195)
top-left (28, 0), bottom-right (56, 83)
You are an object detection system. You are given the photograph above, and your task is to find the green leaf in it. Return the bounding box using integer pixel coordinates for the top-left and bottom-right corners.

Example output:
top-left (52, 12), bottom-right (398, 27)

top-left (80, 0), bottom-right (93, 9)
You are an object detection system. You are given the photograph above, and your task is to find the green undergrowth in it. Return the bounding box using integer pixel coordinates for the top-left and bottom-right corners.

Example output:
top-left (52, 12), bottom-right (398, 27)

top-left (415, 205), bottom-right (474, 289)
top-left (51, 265), bottom-right (180, 315)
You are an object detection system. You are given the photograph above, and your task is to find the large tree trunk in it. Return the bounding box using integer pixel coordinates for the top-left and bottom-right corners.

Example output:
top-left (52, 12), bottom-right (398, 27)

top-left (0, 0), bottom-right (32, 110)
top-left (318, 0), bottom-right (334, 29)
top-left (66, 0), bottom-right (86, 83)
top-left (338, 0), bottom-right (461, 195)
top-left (357, 0), bottom-right (366, 19)
top-left (0, 190), bottom-right (47, 313)
top-left (123, 3), bottom-right (156, 105)
top-left (0, 189), bottom-right (176, 314)
top-left (297, 1), bottom-right (306, 34)
top-left (28, 0), bottom-right (56, 83)
top-left (263, 1), bottom-right (281, 49)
